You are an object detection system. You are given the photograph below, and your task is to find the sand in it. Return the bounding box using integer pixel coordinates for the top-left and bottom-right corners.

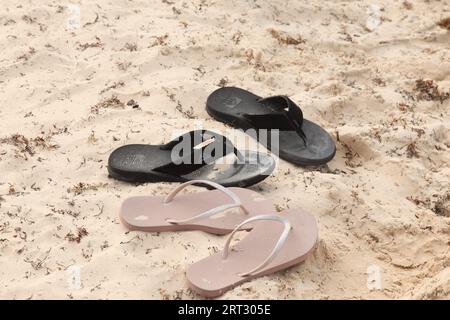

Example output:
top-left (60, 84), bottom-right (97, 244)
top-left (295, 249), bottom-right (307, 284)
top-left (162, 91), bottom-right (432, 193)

top-left (0, 0), bottom-right (449, 300)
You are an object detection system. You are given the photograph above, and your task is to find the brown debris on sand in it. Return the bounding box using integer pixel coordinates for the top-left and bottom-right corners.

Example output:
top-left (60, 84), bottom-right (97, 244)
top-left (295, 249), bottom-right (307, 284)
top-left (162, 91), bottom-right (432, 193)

top-left (90, 95), bottom-right (125, 114)
top-left (150, 34), bottom-right (169, 47)
top-left (24, 249), bottom-right (51, 271)
top-left (68, 182), bottom-right (108, 195)
top-left (342, 143), bottom-right (362, 167)
top-left (0, 134), bottom-right (59, 159)
top-left (50, 208), bottom-right (80, 218)
top-left (126, 99), bottom-right (140, 109)
top-left (407, 195), bottom-right (430, 207)
top-left (99, 81), bottom-right (125, 94)
top-left (217, 77), bottom-right (229, 87)
top-left (413, 79), bottom-right (449, 103)
top-left (122, 42), bottom-right (138, 52)
top-left (407, 192), bottom-right (450, 218)
top-left (175, 102), bottom-right (196, 119)
top-left (22, 15), bottom-right (37, 24)
top-left (406, 141), bottom-right (420, 158)
top-left (65, 228), bottom-right (88, 243)
top-left (437, 17), bottom-right (450, 30)
top-left (433, 193), bottom-right (450, 217)
top-left (77, 36), bottom-right (104, 51)
top-left (267, 28), bottom-right (304, 45)
top-left (1, 134), bottom-right (34, 157)
top-left (402, 1), bottom-right (413, 10)
top-left (17, 47), bottom-right (36, 62)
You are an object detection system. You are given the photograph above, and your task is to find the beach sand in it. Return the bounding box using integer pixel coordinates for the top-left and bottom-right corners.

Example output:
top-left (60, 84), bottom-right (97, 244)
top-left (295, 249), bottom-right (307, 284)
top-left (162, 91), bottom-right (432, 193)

top-left (0, 0), bottom-right (449, 299)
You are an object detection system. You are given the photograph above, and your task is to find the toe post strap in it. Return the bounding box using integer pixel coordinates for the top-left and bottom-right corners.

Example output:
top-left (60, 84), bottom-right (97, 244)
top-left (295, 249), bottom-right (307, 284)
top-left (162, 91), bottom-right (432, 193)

top-left (244, 95), bottom-right (307, 144)
top-left (222, 214), bottom-right (292, 277)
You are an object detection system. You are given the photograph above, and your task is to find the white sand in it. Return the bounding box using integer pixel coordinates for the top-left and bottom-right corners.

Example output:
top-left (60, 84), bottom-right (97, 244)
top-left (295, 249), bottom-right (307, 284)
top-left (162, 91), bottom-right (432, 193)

top-left (0, 0), bottom-right (449, 299)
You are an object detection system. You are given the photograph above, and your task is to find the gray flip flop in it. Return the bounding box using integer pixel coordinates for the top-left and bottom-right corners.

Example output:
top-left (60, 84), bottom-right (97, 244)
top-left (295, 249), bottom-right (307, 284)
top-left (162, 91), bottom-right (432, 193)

top-left (108, 129), bottom-right (275, 188)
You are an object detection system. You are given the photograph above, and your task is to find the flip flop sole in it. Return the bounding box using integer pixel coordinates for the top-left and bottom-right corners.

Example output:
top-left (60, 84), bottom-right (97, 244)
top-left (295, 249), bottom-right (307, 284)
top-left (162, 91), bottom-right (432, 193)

top-left (120, 187), bottom-right (275, 234)
top-left (108, 143), bottom-right (276, 188)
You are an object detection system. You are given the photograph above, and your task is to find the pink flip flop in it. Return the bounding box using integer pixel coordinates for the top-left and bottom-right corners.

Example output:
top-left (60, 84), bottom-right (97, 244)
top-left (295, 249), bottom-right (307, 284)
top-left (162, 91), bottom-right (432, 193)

top-left (186, 208), bottom-right (318, 297)
top-left (120, 180), bottom-right (275, 235)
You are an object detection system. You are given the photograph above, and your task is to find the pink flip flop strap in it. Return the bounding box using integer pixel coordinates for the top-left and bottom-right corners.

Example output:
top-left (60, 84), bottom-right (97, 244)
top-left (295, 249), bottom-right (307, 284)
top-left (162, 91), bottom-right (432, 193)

top-left (222, 214), bottom-right (292, 277)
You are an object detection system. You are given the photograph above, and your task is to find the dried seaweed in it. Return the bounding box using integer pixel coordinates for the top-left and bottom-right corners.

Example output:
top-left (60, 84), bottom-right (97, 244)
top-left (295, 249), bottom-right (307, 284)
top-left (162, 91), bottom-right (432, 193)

top-left (99, 81), bottom-right (125, 94)
top-left (402, 1), bottom-right (413, 10)
top-left (175, 102), bottom-right (196, 119)
top-left (433, 193), bottom-right (450, 217)
top-left (217, 77), bottom-right (229, 87)
top-left (437, 17), bottom-right (450, 30)
top-left (342, 143), bottom-right (362, 167)
top-left (17, 47), bottom-right (36, 62)
top-left (116, 61), bottom-right (132, 71)
top-left (77, 36), bottom-right (104, 51)
top-left (51, 208), bottom-right (80, 218)
top-left (0, 134), bottom-right (59, 159)
top-left (408, 192), bottom-right (450, 217)
top-left (83, 13), bottom-right (99, 27)
top-left (268, 28), bottom-right (304, 45)
top-left (65, 228), bottom-right (88, 243)
top-left (68, 182), bottom-right (108, 195)
top-left (126, 99), bottom-right (139, 108)
top-left (91, 95), bottom-right (125, 114)
top-left (406, 142), bottom-right (419, 158)
top-left (413, 79), bottom-right (449, 103)
top-left (406, 196), bottom-right (430, 207)
top-left (150, 34), bottom-right (169, 47)
top-left (122, 42), bottom-right (138, 52)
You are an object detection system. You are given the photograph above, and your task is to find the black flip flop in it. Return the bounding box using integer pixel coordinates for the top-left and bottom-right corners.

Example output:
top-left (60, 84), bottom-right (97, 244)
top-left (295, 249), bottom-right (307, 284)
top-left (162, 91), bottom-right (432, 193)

top-left (108, 130), bottom-right (275, 187)
top-left (206, 87), bottom-right (336, 166)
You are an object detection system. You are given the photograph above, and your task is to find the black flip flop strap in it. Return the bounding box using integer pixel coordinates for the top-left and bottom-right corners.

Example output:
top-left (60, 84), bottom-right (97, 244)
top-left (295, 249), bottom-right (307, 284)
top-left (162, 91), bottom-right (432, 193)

top-left (154, 130), bottom-right (243, 176)
top-left (243, 95), bottom-right (307, 143)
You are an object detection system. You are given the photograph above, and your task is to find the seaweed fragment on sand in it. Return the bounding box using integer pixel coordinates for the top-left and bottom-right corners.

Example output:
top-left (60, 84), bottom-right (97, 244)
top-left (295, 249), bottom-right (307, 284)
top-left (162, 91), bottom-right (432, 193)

top-left (433, 193), bottom-right (450, 217)
top-left (267, 28), bottom-right (304, 45)
top-left (90, 95), bottom-right (125, 114)
top-left (0, 134), bottom-right (59, 159)
top-left (65, 228), bottom-right (88, 243)
top-left (413, 79), bottom-right (449, 103)
top-left (437, 17), bottom-right (450, 30)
